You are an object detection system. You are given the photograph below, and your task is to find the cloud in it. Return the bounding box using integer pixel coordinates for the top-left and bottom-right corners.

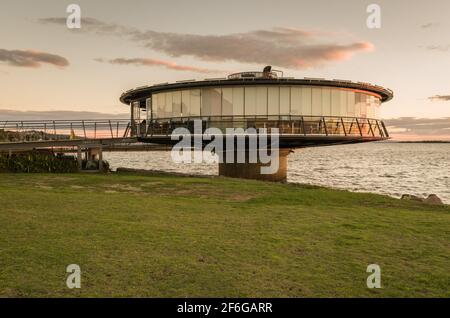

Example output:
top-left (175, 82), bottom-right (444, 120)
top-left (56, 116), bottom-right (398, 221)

top-left (39, 17), bottom-right (373, 69)
top-left (421, 22), bottom-right (440, 29)
top-left (95, 57), bottom-right (220, 74)
top-left (425, 45), bottom-right (450, 52)
top-left (385, 117), bottom-right (450, 140)
top-left (0, 49), bottom-right (69, 68)
top-left (429, 95), bottom-right (450, 102)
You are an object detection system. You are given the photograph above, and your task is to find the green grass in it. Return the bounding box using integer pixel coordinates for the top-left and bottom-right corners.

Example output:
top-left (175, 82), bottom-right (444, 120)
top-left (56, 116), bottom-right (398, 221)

top-left (0, 173), bottom-right (449, 297)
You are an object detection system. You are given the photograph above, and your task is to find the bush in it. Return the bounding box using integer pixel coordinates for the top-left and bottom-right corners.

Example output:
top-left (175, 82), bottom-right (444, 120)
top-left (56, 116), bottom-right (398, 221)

top-left (0, 152), bottom-right (79, 173)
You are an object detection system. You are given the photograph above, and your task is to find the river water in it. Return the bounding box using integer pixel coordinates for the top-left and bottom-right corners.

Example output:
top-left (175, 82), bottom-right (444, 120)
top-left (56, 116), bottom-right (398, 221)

top-left (104, 142), bottom-right (450, 203)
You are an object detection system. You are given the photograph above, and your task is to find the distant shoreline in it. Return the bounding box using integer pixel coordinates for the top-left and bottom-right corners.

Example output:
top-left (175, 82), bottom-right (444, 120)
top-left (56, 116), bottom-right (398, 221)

top-left (390, 140), bottom-right (450, 143)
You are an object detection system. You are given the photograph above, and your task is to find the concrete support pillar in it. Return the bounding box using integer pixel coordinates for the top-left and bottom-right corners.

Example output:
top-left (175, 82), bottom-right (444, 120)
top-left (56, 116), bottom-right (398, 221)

top-left (83, 145), bottom-right (103, 171)
top-left (218, 148), bottom-right (290, 182)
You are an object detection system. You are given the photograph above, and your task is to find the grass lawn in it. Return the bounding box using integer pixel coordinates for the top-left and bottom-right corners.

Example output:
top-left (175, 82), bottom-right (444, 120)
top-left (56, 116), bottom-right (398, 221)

top-left (0, 172), bottom-right (448, 297)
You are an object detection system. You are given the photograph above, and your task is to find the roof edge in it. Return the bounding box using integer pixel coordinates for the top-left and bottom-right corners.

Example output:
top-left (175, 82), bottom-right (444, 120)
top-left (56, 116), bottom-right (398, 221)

top-left (120, 78), bottom-right (394, 104)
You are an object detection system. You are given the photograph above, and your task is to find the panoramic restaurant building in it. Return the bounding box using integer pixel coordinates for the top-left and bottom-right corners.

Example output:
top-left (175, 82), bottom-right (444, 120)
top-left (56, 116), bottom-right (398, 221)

top-left (120, 67), bottom-right (393, 181)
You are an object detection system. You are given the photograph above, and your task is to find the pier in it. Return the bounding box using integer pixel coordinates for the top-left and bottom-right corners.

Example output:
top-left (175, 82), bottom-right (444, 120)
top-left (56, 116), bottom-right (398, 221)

top-left (0, 119), bottom-right (168, 171)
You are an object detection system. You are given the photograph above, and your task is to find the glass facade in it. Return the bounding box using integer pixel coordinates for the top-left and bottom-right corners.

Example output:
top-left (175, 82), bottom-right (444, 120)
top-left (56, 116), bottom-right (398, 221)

top-left (150, 86), bottom-right (382, 120)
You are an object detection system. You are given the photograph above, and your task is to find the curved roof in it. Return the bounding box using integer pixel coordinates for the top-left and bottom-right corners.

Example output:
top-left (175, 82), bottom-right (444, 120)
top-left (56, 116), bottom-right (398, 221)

top-left (120, 76), bottom-right (394, 105)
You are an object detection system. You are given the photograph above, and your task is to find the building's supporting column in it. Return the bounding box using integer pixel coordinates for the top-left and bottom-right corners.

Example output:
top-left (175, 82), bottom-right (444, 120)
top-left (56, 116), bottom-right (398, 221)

top-left (84, 145), bottom-right (103, 171)
top-left (218, 148), bottom-right (290, 182)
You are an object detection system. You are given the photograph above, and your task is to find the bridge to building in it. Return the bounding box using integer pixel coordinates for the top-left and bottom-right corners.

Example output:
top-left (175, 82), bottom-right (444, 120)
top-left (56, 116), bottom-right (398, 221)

top-left (0, 119), bottom-right (169, 171)
top-left (0, 114), bottom-right (391, 176)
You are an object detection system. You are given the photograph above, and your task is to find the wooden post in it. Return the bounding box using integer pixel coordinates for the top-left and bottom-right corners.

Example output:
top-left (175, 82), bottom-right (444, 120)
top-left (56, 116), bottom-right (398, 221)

top-left (98, 146), bottom-right (103, 171)
top-left (77, 146), bottom-right (82, 170)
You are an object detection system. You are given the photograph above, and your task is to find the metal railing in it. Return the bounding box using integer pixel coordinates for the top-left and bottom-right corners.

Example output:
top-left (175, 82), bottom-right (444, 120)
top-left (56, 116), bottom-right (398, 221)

top-left (0, 116), bottom-right (389, 144)
top-left (141, 115), bottom-right (389, 139)
top-left (0, 119), bottom-right (131, 143)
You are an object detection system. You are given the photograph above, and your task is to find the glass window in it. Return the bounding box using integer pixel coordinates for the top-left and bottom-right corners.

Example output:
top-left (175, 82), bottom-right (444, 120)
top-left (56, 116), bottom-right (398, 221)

top-left (182, 90), bottom-right (190, 116)
top-left (290, 86), bottom-right (301, 115)
top-left (280, 87), bottom-right (290, 115)
top-left (360, 94), bottom-right (367, 118)
top-left (201, 88), bottom-right (211, 116)
top-left (301, 87), bottom-right (312, 116)
top-left (149, 87), bottom-right (382, 120)
top-left (256, 86), bottom-right (267, 116)
top-left (312, 88), bottom-right (322, 116)
top-left (152, 95), bottom-right (158, 118)
top-left (355, 93), bottom-right (361, 117)
top-left (132, 101), bottom-right (140, 123)
top-left (365, 94), bottom-right (371, 118)
top-left (222, 88), bottom-right (233, 116)
top-left (232, 87), bottom-right (244, 116)
top-left (245, 87), bottom-right (257, 116)
top-left (347, 91), bottom-right (355, 116)
top-left (268, 87), bottom-right (279, 115)
top-left (367, 103), bottom-right (374, 118)
top-left (267, 86), bottom-right (280, 115)
top-left (374, 97), bottom-right (381, 118)
top-left (322, 88), bottom-right (331, 116)
top-left (172, 90), bottom-right (182, 117)
top-left (371, 96), bottom-right (377, 118)
top-left (190, 89), bottom-right (201, 116)
top-left (211, 88), bottom-right (222, 116)
top-left (331, 89), bottom-right (341, 116)
top-left (146, 98), bottom-right (152, 120)
top-left (165, 92), bottom-right (173, 118)
top-left (157, 93), bottom-right (166, 118)
top-left (340, 90), bottom-right (347, 116)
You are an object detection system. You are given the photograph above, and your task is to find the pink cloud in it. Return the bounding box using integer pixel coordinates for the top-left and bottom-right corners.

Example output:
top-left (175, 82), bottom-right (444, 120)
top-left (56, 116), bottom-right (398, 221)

top-left (40, 17), bottom-right (374, 69)
top-left (0, 49), bottom-right (69, 68)
top-left (95, 57), bottom-right (221, 74)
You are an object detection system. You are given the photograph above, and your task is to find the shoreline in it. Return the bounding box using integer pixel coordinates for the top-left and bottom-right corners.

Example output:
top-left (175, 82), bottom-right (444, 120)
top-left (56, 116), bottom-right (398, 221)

top-left (114, 167), bottom-right (448, 205)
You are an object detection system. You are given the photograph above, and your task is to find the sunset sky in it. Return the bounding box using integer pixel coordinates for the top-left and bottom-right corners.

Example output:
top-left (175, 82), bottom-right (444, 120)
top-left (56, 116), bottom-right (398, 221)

top-left (0, 0), bottom-right (449, 139)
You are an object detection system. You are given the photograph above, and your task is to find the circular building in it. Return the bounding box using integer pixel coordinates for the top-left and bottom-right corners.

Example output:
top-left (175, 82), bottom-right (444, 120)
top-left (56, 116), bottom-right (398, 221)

top-left (120, 67), bottom-right (393, 181)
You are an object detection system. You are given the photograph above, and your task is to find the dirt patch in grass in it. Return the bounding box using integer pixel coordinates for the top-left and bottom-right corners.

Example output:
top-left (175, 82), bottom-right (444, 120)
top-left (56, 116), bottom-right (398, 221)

top-left (38, 176), bottom-right (78, 183)
top-left (153, 186), bottom-right (259, 202)
top-left (142, 181), bottom-right (166, 187)
top-left (228, 193), bottom-right (257, 201)
top-left (103, 184), bottom-right (143, 193)
top-left (37, 185), bottom-right (53, 190)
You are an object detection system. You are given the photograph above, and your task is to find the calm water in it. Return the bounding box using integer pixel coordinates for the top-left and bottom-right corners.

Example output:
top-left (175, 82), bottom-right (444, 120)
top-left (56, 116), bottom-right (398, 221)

top-left (104, 142), bottom-right (450, 203)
